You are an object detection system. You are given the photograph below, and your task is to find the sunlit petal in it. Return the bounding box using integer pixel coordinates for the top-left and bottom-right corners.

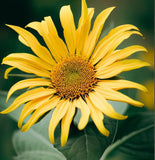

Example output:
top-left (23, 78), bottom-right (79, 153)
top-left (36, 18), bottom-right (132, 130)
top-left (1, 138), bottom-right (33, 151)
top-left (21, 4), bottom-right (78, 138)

top-left (6, 78), bottom-right (51, 102)
top-left (4, 66), bottom-right (15, 79)
top-left (97, 45), bottom-right (147, 69)
top-left (94, 86), bottom-right (144, 107)
top-left (93, 30), bottom-right (142, 65)
top-left (18, 95), bottom-right (51, 128)
top-left (0, 88), bottom-right (55, 114)
top-left (60, 5), bottom-right (76, 56)
top-left (96, 59), bottom-right (150, 79)
top-left (49, 100), bottom-right (69, 144)
top-left (21, 96), bottom-right (60, 132)
top-left (98, 80), bottom-right (148, 92)
top-left (6, 24), bottom-right (55, 65)
top-left (91, 24), bottom-right (139, 64)
top-left (83, 7), bottom-right (115, 59)
top-left (2, 54), bottom-right (51, 78)
top-left (76, 0), bottom-right (94, 56)
top-left (86, 98), bottom-right (109, 136)
top-left (87, 91), bottom-right (128, 119)
top-left (61, 102), bottom-right (75, 146)
top-left (74, 97), bottom-right (90, 130)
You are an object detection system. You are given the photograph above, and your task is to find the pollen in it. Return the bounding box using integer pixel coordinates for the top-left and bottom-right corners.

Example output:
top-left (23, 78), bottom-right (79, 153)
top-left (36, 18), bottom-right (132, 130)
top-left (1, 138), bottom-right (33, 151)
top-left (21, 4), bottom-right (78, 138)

top-left (51, 57), bottom-right (97, 99)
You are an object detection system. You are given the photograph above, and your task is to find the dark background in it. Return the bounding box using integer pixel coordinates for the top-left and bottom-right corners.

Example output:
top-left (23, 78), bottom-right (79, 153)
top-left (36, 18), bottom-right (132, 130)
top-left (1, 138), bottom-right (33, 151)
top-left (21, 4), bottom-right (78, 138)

top-left (0, 0), bottom-right (154, 159)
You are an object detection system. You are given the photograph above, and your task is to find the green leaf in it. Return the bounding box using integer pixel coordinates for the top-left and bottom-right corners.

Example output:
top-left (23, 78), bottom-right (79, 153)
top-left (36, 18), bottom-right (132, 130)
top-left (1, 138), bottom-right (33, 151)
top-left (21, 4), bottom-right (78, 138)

top-left (0, 91), bottom-right (66, 160)
top-left (55, 117), bottom-right (118, 160)
top-left (0, 91), bottom-right (118, 160)
top-left (0, 91), bottom-right (23, 122)
top-left (13, 151), bottom-right (64, 160)
top-left (100, 112), bottom-right (154, 160)
top-left (12, 130), bottom-right (66, 160)
top-left (12, 112), bottom-right (66, 160)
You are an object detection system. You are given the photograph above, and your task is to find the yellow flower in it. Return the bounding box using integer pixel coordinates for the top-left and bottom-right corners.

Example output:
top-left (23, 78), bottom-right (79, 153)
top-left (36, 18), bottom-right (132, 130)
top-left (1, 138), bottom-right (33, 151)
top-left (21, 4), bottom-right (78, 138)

top-left (1, 0), bottom-right (150, 146)
top-left (137, 80), bottom-right (154, 110)
top-left (141, 48), bottom-right (154, 69)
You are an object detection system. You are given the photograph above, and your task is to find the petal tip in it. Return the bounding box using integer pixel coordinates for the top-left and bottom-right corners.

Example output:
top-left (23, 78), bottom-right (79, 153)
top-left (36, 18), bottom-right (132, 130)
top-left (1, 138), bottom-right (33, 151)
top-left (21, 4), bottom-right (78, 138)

top-left (20, 127), bottom-right (27, 132)
top-left (0, 111), bottom-right (5, 114)
top-left (103, 129), bottom-right (110, 137)
top-left (108, 6), bottom-right (116, 12)
top-left (5, 24), bottom-right (13, 28)
top-left (141, 85), bottom-right (149, 92)
top-left (136, 102), bottom-right (144, 107)
top-left (61, 139), bottom-right (67, 147)
top-left (49, 137), bottom-right (55, 145)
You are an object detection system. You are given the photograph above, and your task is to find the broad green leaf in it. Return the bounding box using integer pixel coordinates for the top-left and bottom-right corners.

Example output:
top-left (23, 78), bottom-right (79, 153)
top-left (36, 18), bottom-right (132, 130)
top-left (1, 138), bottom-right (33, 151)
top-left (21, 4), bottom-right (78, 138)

top-left (12, 112), bottom-right (66, 160)
top-left (0, 91), bottom-right (118, 160)
top-left (55, 117), bottom-right (118, 160)
top-left (0, 91), bottom-right (66, 160)
top-left (13, 151), bottom-right (64, 160)
top-left (0, 91), bottom-right (23, 122)
top-left (13, 130), bottom-right (66, 160)
top-left (100, 112), bottom-right (154, 160)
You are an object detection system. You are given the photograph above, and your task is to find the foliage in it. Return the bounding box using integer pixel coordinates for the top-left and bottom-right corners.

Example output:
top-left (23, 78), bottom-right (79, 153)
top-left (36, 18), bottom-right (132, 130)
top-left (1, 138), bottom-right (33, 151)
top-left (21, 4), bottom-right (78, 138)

top-left (0, 91), bottom-right (154, 160)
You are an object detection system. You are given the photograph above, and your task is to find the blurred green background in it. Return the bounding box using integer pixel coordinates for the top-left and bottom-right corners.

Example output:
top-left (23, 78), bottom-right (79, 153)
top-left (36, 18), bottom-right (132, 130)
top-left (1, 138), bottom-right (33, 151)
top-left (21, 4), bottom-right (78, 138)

top-left (0, 0), bottom-right (154, 159)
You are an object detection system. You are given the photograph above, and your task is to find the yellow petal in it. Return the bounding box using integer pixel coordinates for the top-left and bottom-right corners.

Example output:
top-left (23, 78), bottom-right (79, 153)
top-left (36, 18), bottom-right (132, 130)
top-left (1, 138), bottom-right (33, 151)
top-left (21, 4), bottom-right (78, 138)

top-left (83, 7), bottom-right (115, 59)
top-left (44, 17), bottom-right (58, 35)
top-left (77, 0), bottom-right (88, 29)
top-left (21, 96), bottom-right (60, 132)
top-left (40, 20), bottom-right (69, 62)
top-left (97, 45), bottom-right (147, 69)
top-left (2, 53), bottom-right (51, 78)
top-left (91, 24), bottom-right (139, 64)
top-left (87, 91), bottom-right (128, 120)
top-left (26, 21), bottom-right (43, 36)
top-left (86, 98), bottom-right (109, 136)
top-left (3, 53), bottom-right (53, 71)
top-left (96, 59), bottom-right (150, 79)
top-left (49, 99), bottom-right (69, 144)
top-left (4, 66), bottom-right (15, 79)
top-left (6, 24), bottom-right (55, 65)
top-left (27, 20), bottom-right (68, 62)
top-left (60, 5), bottom-right (76, 56)
top-left (76, 0), bottom-right (94, 56)
top-left (6, 78), bottom-right (51, 102)
top-left (74, 97), bottom-right (90, 130)
top-left (95, 86), bottom-right (144, 107)
top-left (0, 87), bottom-right (55, 114)
top-left (93, 30), bottom-right (142, 66)
top-left (44, 17), bottom-right (69, 59)
top-left (138, 80), bottom-right (154, 110)
top-left (61, 102), bottom-right (75, 147)
top-left (76, 8), bottom-right (94, 56)
top-left (18, 95), bottom-right (51, 128)
top-left (40, 20), bottom-right (62, 62)
top-left (18, 35), bottom-right (29, 47)
top-left (98, 80), bottom-right (148, 92)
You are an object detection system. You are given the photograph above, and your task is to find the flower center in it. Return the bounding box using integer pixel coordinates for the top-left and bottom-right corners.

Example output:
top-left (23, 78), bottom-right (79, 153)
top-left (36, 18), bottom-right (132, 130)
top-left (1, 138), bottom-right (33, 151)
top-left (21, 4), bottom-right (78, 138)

top-left (51, 57), bottom-right (97, 100)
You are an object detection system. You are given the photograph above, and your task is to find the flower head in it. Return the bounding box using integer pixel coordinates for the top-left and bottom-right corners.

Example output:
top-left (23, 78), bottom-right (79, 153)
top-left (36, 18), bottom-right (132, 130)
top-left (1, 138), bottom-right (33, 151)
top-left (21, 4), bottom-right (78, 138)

top-left (137, 80), bottom-right (154, 110)
top-left (1, 0), bottom-right (150, 146)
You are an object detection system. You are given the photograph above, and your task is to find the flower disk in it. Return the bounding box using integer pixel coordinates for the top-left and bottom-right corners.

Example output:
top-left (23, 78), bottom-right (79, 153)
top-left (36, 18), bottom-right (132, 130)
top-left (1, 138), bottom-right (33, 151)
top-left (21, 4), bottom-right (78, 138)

top-left (51, 57), bottom-right (96, 99)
